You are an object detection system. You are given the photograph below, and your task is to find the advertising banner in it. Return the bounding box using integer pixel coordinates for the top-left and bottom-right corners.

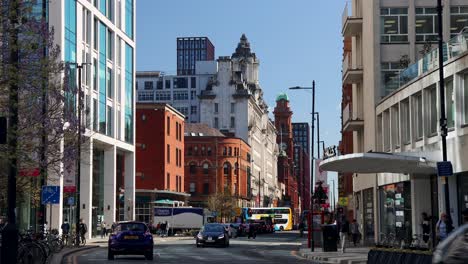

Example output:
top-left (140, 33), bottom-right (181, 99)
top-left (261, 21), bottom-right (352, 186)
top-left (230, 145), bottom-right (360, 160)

top-left (63, 162), bottom-right (76, 193)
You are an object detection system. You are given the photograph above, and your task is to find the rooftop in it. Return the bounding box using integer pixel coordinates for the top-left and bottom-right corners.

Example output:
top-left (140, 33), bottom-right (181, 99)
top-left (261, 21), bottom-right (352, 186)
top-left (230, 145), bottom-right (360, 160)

top-left (184, 123), bottom-right (226, 137)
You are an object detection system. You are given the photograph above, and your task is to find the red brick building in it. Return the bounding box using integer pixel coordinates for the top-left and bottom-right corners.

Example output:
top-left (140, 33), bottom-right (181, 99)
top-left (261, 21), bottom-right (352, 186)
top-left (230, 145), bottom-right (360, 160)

top-left (184, 124), bottom-right (251, 208)
top-left (135, 103), bottom-right (186, 216)
top-left (273, 94), bottom-right (300, 220)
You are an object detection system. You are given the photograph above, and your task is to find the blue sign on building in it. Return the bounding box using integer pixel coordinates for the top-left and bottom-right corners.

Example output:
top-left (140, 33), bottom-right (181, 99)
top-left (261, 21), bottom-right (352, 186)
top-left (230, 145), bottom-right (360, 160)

top-left (437, 161), bottom-right (453, 177)
top-left (41, 186), bottom-right (60, 205)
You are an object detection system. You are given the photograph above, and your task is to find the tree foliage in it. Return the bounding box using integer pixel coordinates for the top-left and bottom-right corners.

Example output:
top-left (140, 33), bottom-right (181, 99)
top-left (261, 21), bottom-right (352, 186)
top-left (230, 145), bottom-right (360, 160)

top-left (207, 189), bottom-right (238, 222)
top-left (0, 0), bottom-right (86, 210)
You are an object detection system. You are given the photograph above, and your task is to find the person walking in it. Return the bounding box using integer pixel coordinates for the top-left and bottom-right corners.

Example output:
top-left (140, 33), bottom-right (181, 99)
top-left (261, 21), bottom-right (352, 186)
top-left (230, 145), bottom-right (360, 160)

top-left (436, 213), bottom-right (453, 243)
top-left (350, 219), bottom-right (360, 246)
top-left (421, 212), bottom-right (431, 243)
top-left (156, 222), bottom-right (161, 235)
top-left (339, 216), bottom-right (350, 253)
top-left (101, 222), bottom-right (107, 238)
top-left (248, 222), bottom-right (256, 239)
top-left (78, 219), bottom-right (88, 244)
top-left (166, 221), bottom-right (171, 237)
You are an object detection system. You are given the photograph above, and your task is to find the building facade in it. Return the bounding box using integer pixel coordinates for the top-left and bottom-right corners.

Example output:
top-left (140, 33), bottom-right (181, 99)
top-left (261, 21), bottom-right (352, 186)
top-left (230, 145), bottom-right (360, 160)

top-left (184, 123), bottom-right (251, 208)
top-left (274, 94), bottom-right (300, 220)
top-left (177, 37), bottom-right (215, 75)
top-left (324, 0), bottom-right (468, 245)
top-left (199, 34), bottom-right (280, 208)
top-left (135, 103), bottom-right (187, 223)
top-left (136, 60), bottom-right (217, 123)
top-left (39, 0), bottom-right (136, 238)
top-left (292, 123), bottom-right (311, 212)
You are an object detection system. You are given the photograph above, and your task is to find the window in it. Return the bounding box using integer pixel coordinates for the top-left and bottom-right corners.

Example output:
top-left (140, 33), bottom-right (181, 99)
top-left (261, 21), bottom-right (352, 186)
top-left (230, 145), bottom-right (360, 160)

top-left (175, 147), bottom-right (179, 166)
top-left (223, 147), bottom-right (227, 155)
top-left (463, 73), bottom-right (468, 124)
top-left (190, 163), bottom-right (196, 174)
top-left (382, 62), bottom-right (404, 95)
top-left (228, 147), bottom-right (232, 156)
top-left (214, 103), bottom-right (218, 114)
top-left (415, 8), bottom-right (438, 42)
top-left (166, 173), bottom-right (170, 189)
top-left (157, 79), bottom-right (163, 89)
top-left (175, 107), bottom-right (188, 117)
top-left (214, 117), bottom-right (218, 128)
top-left (234, 162), bottom-right (239, 175)
top-left (93, 58), bottom-right (97, 90)
top-left (191, 106), bottom-right (197, 114)
top-left (107, 29), bottom-right (113, 60)
top-left (380, 8), bottom-right (408, 43)
top-left (383, 110), bottom-right (390, 151)
top-left (144, 81), bottom-right (153, 90)
top-left (188, 147), bottom-right (192, 156)
top-left (137, 91), bottom-right (154, 101)
top-left (167, 117), bottom-right (170, 135)
top-left (173, 77), bottom-right (188, 88)
top-left (450, 7), bottom-right (468, 38)
top-left (190, 183), bottom-right (195, 193)
top-left (446, 79), bottom-right (454, 129)
top-left (231, 103), bottom-right (235, 114)
top-left (86, 95), bottom-right (91, 128)
top-left (165, 79), bottom-right (171, 89)
top-left (201, 146), bottom-right (205, 155)
top-left (107, 106), bottom-right (113, 137)
top-left (125, 0), bottom-right (133, 38)
top-left (191, 77), bottom-right (196, 88)
top-left (175, 122), bottom-right (179, 140)
top-left (412, 93), bottom-right (423, 140)
top-left (194, 146), bottom-right (198, 155)
top-left (107, 67), bottom-right (113, 98)
top-left (167, 144), bottom-right (170, 163)
top-left (391, 105), bottom-right (400, 148)
top-left (203, 183), bottom-right (209, 195)
top-left (207, 147), bottom-right (212, 156)
top-left (93, 98), bottom-right (98, 131)
top-left (377, 114), bottom-right (383, 151)
top-left (191, 91), bottom-right (196, 100)
top-left (174, 91), bottom-right (188, 100)
top-left (203, 163), bottom-right (209, 175)
top-left (223, 163), bottom-right (231, 175)
top-left (155, 91), bottom-right (171, 101)
top-left (427, 85), bottom-right (438, 135)
top-left (230, 117), bottom-right (235, 128)
top-left (401, 99), bottom-right (410, 144)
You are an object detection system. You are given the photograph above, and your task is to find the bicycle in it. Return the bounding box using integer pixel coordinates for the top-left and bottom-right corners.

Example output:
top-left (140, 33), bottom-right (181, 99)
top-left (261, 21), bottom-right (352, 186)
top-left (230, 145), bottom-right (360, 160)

top-left (69, 231), bottom-right (86, 246)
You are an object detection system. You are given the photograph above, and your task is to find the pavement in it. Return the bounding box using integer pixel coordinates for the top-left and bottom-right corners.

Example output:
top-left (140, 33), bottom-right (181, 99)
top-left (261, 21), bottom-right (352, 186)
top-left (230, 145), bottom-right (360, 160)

top-left (299, 241), bottom-right (369, 264)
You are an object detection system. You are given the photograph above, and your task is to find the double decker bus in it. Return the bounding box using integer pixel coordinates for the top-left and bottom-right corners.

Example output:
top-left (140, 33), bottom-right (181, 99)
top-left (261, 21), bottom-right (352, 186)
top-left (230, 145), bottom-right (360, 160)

top-left (242, 207), bottom-right (293, 231)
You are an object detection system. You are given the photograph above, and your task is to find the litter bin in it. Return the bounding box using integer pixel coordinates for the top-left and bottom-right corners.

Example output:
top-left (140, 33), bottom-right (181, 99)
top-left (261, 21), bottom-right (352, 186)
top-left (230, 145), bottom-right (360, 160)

top-left (322, 224), bottom-right (338, 252)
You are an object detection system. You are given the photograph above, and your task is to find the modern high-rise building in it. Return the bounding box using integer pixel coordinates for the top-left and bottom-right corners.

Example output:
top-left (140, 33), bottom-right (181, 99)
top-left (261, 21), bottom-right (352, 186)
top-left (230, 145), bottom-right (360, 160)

top-left (292, 123), bottom-right (311, 212)
top-left (292, 123), bottom-right (310, 155)
top-left (12, 0), bottom-right (137, 238)
top-left (321, 0), bottom-right (468, 246)
top-left (177, 37), bottom-right (215, 75)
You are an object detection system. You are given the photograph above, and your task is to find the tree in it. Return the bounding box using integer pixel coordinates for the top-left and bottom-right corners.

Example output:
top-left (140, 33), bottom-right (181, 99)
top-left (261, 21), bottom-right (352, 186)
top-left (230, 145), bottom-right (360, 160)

top-left (0, 0), bottom-right (87, 215)
top-left (207, 189), bottom-right (237, 222)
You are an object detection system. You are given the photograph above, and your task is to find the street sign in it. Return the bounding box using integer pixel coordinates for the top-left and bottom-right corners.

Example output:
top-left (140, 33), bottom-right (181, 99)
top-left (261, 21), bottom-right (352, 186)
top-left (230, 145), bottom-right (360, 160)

top-left (41, 186), bottom-right (60, 205)
top-left (437, 161), bottom-right (453, 176)
top-left (338, 197), bottom-right (349, 206)
top-left (67, 196), bottom-right (75, 206)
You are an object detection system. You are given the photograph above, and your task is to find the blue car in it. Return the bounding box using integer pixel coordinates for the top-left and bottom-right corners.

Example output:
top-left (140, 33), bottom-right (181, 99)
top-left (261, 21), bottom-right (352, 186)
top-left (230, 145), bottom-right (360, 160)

top-left (108, 221), bottom-right (154, 260)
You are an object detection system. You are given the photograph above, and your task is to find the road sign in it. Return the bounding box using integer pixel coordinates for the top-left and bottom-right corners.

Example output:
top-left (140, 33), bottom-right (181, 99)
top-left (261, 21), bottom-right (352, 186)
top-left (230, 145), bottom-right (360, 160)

top-left (338, 197), bottom-right (349, 206)
top-left (67, 196), bottom-right (75, 206)
top-left (41, 186), bottom-right (60, 205)
top-left (437, 161), bottom-right (453, 176)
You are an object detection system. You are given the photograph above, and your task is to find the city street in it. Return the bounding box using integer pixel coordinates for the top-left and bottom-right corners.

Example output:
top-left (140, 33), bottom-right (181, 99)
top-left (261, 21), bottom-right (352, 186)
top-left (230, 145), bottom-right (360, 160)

top-left (64, 231), bottom-right (310, 264)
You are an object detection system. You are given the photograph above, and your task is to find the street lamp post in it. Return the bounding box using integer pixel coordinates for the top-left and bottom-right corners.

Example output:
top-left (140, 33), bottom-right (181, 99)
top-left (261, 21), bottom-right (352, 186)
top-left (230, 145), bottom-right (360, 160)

top-left (289, 81), bottom-right (315, 251)
top-left (314, 113), bottom-right (320, 159)
top-left (331, 179), bottom-right (335, 212)
top-left (437, 0), bottom-right (451, 216)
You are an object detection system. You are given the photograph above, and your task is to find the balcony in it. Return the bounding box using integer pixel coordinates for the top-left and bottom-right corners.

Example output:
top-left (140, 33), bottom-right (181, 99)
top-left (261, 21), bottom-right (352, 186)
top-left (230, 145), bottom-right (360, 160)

top-left (342, 53), bottom-right (363, 84)
top-left (342, 2), bottom-right (362, 37)
top-left (342, 103), bottom-right (363, 132)
top-left (198, 90), bottom-right (216, 99)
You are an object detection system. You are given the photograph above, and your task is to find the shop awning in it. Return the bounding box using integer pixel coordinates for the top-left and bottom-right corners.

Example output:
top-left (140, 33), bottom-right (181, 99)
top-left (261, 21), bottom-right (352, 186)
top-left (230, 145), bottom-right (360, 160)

top-left (153, 199), bottom-right (174, 205)
top-left (319, 152), bottom-right (438, 174)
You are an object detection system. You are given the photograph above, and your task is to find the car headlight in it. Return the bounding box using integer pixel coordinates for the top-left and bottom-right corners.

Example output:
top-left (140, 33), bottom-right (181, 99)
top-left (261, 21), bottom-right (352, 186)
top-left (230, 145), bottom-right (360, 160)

top-left (218, 234), bottom-right (225, 239)
top-left (197, 233), bottom-right (203, 239)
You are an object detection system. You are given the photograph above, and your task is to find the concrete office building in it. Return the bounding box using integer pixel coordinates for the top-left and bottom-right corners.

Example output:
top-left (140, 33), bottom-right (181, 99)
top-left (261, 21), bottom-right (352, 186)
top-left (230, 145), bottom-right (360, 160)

top-left (199, 34), bottom-right (280, 208)
top-left (38, 0), bottom-right (136, 238)
top-left (136, 61), bottom-right (217, 123)
top-left (321, 0), bottom-right (468, 245)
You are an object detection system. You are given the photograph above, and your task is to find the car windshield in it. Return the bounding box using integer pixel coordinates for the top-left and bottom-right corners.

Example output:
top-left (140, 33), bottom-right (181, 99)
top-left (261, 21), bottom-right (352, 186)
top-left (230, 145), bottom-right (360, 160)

top-left (203, 225), bottom-right (224, 232)
top-left (118, 223), bottom-right (146, 232)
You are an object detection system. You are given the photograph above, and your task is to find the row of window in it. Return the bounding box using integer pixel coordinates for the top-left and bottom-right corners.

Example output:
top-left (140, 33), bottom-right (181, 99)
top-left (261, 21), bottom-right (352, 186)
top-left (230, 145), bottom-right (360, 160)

top-left (136, 77), bottom-right (197, 90)
top-left (175, 148), bottom-right (182, 167)
top-left (377, 72), bottom-right (468, 151)
top-left (177, 38), bottom-right (208, 49)
top-left (189, 182), bottom-right (210, 195)
top-left (188, 162), bottom-right (241, 176)
top-left (214, 103), bottom-right (236, 114)
top-left (136, 91), bottom-right (198, 102)
top-left (380, 6), bottom-right (468, 43)
top-left (213, 117), bottom-right (235, 129)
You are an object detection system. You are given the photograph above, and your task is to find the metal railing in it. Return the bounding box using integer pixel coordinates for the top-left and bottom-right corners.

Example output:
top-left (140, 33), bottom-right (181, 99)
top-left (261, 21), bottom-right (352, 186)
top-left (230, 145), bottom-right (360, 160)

top-left (384, 31), bottom-right (468, 96)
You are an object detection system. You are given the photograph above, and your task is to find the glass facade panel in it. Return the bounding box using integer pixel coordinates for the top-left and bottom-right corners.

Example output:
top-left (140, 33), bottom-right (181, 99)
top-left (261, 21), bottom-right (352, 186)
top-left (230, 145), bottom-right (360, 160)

top-left (380, 8), bottom-right (408, 43)
top-left (125, 0), bottom-right (133, 38)
top-left (99, 22), bottom-right (107, 134)
top-left (92, 150), bottom-right (105, 237)
top-left (65, 0), bottom-right (77, 112)
top-left (125, 43), bottom-right (134, 143)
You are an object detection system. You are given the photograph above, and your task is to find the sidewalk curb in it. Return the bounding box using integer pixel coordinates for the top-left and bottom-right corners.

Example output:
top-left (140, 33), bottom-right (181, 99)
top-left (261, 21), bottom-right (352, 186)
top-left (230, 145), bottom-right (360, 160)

top-left (48, 245), bottom-right (99, 264)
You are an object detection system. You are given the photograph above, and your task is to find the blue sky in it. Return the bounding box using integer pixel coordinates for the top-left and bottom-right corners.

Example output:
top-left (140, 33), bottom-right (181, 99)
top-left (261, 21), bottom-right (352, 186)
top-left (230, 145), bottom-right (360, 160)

top-left (136, 0), bottom-right (344, 199)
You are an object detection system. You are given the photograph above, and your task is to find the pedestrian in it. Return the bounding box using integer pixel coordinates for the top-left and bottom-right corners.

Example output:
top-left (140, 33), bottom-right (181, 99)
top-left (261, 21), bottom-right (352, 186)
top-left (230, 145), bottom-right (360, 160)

top-left (43, 221), bottom-right (48, 235)
top-left (161, 222), bottom-right (167, 237)
top-left (421, 212), bottom-right (431, 243)
top-left (156, 222), bottom-right (161, 235)
top-left (298, 221), bottom-right (304, 238)
top-left (166, 221), bottom-right (171, 237)
top-left (79, 218), bottom-right (88, 244)
top-left (248, 222), bottom-right (256, 239)
top-left (350, 219), bottom-right (360, 246)
top-left (61, 219), bottom-right (70, 235)
top-left (433, 209), bottom-right (468, 264)
top-left (111, 222), bottom-right (116, 232)
top-left (101, 222), bottom-right (106, 238)
top-left (339, 216), bottom-right (349, 253)
top-left (436, 213), bottom-right (453, 243)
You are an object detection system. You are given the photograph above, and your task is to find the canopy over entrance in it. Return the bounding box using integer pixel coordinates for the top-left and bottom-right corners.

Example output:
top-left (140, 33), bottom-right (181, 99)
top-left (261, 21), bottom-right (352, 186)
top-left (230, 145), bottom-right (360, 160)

top-left (319, 152), bottom-right (437, 174)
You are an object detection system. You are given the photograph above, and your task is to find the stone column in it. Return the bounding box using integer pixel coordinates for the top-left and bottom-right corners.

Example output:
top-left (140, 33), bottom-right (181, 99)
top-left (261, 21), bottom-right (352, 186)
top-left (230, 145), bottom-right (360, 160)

top-left (124, 152), bottom-right (135, 220)
top-left (104, 146), bottom-right (117, 225)
top-left (80, 139), bottom-right (93, 239)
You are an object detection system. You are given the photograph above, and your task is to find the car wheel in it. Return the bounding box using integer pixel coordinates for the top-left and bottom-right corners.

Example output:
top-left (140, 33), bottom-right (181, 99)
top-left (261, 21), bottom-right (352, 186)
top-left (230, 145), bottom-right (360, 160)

top-left (107, 249), bottom-right (114, 260)
top-left (145, 252), bottom-right (153, 260)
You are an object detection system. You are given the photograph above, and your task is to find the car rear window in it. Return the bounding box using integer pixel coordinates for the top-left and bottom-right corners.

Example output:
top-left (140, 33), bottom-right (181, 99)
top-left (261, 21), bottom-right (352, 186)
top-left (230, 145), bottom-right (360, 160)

top-left (203, 225), bottom-right (224, 232)
top-left (118, 223), bottom-right (146, 232)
